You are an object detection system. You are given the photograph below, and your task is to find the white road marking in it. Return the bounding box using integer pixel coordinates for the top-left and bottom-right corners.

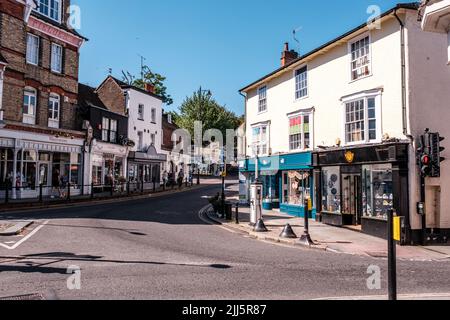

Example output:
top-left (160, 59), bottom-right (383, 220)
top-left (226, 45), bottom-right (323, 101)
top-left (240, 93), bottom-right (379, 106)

top-left (0, 220), bottom-right (49, 250)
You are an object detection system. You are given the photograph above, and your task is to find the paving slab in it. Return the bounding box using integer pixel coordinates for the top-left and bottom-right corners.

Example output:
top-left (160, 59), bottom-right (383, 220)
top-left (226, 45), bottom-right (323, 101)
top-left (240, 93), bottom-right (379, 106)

top-left (0, 221), bottom-right (34, 236)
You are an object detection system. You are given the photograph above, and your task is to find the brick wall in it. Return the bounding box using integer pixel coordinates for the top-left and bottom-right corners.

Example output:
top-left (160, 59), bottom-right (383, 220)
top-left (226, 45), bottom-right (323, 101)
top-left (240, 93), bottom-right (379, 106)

top-left (0, 0), bottom-right (81, 132)
top-left (97, 77), bottom-right (126, 115)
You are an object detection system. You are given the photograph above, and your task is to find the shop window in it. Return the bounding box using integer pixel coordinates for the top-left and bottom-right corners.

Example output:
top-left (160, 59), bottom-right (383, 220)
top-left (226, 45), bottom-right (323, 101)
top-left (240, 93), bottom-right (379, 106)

top-left (321, 167), bottom-right (341, 214)
top-left (20, 150), bottom-right (37, 190)
top-left (282, 171), bottom-right (310, 206)
top-left (362, 164), bottom-right (393, 220)
top-left (92, 166), bottom-right (102, 186)
top-left (0, 149), bottom-right (14, 189)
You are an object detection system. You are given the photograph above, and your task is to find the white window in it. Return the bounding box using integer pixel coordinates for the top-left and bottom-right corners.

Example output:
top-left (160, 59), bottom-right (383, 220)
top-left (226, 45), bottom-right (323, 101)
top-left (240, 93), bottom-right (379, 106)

top-left (151, 108), bottom-right (156, 123)
top-left (295, 66), bottom-right (308, 99)
top-left (48, 93), bottom-right (60, 128)
top-left (150, 133), bottom-right (155, 146)
top-left (26, 34), bottom-right (39, 65)
top-left (36, 0), bottom-right (61, 22)
top-left (102, 117), bottom-right (109, 142)
top-left (350, 36), bottom-right (371, 81)
top-left (252, 124), bottom-right (269, 156)
top-left (289, 113), bottom-right (312, 151)
top-left (23, 87), bottom-right (37, 125)
top-left (138, 104), bottom-right (144, 120)
top-left (51, 43), bottom-right (63, 73)
top-left (258, 86), bottom-right (267, 113)
top-left (110, 119), bottom-right (117, 143)
top-left (137, 131), bottom-right (144, 150)
top-left (344, 96), bottom-right (378, 144)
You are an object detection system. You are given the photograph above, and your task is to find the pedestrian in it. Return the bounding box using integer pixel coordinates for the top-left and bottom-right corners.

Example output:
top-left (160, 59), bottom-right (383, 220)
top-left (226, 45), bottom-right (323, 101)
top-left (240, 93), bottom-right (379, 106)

top-left (177, 169), bottom-right (184, 188)
top-left (162, 170), bottom-right (168, 187)
top-left (52, 169), bottom-right (61, 199)
top-left (59, 173), bottom-right (67, 199)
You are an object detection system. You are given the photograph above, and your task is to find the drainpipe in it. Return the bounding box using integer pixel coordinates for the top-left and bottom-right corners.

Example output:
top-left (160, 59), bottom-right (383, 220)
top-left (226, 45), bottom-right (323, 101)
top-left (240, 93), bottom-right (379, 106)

top-left (394, 10), bottom-right (413, 141)
top-left (394, 9), bottom-right (416, 243)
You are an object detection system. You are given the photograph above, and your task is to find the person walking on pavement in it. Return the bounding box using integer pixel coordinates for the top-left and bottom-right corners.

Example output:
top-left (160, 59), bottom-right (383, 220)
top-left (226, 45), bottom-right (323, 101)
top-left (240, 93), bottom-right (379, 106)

top-left (162, 170), bottom-right (168, 187)
top-left (177, 169), bottom-right (184, 188)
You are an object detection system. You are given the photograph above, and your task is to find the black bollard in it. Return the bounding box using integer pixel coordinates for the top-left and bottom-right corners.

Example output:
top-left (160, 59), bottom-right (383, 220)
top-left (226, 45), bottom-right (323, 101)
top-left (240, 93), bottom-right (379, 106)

top-left (388, 209), bottom-right (397, 301)
top-left (299, 199), bottom-right (314, 245)
top-left (280, 224), bottom-right (298, 239)
top-left (39, 183), bottom-right (43, 203)
top-left (254, 219), bottom-right (268, 233)
top-left (235, 204), bottom-right (239, 224)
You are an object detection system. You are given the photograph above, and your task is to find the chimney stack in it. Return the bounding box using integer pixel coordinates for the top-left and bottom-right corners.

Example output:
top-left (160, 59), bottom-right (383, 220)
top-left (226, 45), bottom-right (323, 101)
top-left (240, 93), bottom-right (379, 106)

top-left (281, 42), bottom-right (299, 67)
top-left (145, 83), bottom-right (155, 94)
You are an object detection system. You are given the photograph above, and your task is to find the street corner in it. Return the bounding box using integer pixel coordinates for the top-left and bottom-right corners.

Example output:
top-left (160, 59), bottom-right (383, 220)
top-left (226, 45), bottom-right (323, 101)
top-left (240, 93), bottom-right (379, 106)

top-left (0, 220), bottom-right (48, 250)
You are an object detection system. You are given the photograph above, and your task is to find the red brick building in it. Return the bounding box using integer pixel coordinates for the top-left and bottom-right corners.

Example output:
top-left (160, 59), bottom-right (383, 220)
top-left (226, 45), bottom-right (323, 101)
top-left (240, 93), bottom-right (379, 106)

top-left (0, 0), bottom-right (87, 199)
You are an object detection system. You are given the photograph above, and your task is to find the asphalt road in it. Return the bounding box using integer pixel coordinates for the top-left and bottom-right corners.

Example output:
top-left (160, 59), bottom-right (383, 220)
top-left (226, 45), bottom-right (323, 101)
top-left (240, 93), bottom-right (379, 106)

top-left (0, 183), bottom-right (449, 300)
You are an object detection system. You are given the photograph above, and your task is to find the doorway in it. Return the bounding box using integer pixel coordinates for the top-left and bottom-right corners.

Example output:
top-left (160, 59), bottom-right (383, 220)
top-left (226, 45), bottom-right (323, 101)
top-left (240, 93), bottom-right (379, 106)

top-left (342, 173), bottom-right (362, 225)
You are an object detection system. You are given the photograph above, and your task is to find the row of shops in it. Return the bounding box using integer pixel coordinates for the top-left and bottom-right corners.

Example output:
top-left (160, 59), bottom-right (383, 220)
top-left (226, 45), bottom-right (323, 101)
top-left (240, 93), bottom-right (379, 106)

top-left (239, 142), bottom-right (409, 240)
top-left (0, 129), bottom-right (166, 199)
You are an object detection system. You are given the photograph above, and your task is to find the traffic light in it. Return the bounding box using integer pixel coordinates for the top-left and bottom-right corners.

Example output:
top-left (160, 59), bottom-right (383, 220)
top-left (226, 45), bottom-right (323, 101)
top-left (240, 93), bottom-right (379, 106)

top-left (420, 153), bottom-right (432, 177)
top-left (429, 133), bottom-right (446, 178)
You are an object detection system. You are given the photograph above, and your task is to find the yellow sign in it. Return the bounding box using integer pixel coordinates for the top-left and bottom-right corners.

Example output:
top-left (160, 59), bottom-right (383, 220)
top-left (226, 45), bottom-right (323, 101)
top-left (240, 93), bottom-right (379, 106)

top-left (308, 198), bottom-right (313, 211)
top-left (345, 151), bottom-right (355, 164)
top-left (393, 216), bottom-right (401, 242)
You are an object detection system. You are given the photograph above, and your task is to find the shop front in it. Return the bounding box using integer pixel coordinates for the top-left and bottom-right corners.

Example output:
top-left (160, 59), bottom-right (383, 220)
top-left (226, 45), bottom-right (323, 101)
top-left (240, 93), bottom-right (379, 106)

top-left (313, 142), bottom-right (409, 240)
top-left (128, 146), bottom-right (166, 191)
top-left (239, 152), bottom-right (314, 218)
top-left (89, 140), bottom-right (128, 192)
top-left (0, 134), bottom-right (85, 199)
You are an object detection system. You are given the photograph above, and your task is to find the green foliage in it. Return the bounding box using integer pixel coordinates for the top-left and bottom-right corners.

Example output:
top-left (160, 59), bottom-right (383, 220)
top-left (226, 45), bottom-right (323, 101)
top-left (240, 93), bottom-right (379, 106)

top-left (173, 87), bottom-right (241, 140)
top-left (122, 66), bottom-right (173, 105)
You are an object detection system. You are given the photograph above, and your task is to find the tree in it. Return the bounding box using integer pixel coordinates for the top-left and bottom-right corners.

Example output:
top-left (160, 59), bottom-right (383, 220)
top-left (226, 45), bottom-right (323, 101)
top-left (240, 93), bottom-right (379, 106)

top-left (122, 66), bottom-right (173, 105)
top-left (174, 87), bottom-right (241, 142)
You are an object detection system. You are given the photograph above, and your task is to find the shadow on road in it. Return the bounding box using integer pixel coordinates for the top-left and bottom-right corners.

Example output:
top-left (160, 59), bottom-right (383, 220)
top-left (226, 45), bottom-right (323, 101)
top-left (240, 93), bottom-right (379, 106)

top-left (0, 251), bottom-right (232, 275)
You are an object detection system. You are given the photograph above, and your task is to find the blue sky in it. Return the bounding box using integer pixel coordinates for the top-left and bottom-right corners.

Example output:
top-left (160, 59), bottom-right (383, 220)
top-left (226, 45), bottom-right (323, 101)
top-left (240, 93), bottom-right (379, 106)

top-left (74, 0), bottom-right (405, 116)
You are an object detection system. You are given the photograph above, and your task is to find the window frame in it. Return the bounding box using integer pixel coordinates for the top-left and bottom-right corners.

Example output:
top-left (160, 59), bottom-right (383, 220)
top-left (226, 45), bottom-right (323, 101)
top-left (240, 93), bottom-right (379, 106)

top-left (151, 108), bottom-right (157, 123)
top-left (294, 66), bottom-right (308, 100)
top-left (288, 111), bottom-right (313, 152)
top-left (137, 104), bottom-right (145, 121)
top-left (137, 131), bottom-right (144, 151)
top-left (341, 91), bottom-right (382, 146)
top-left (26, 33), bottom-right (40, 66)
top-left (35, 0), bottom-right (62, 23)
top-left (251, 122), bottom-right (270, 157)
top-left (23, 87), bottom-right (37, 124)
top-left (48, 93), bottom-right (60, 128)
top-left (51, 43), bottom-right (63, 73)
top-left (348, 33), bottom-right (372, 82)
top-left (101, 117), bottom-right (118, 143)
top-left (257, 85), bottom-right (267, 114)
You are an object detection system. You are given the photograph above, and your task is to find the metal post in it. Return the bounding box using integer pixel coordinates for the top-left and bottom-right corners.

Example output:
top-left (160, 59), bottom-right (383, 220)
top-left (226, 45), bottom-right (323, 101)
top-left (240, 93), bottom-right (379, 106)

top-left (299, 199), bottom-right (314, 245)
top-left (235, 204), bottom-right (239, 224)
top-left (91, 182), bottom-right (94, 200)
top-left (163, 180), bottom-right (165, 191)
top-left (141, 180), bottom-right (144, 194)
top-left (153, 180), bottom-right (156, 193)
top-left (221, 174), bottom-right (225, 217)
top-left (388, 209), bottom-right (397, 301)
top-left (197, 167), bottom-right (200, 185)
top-left (39, 183), bottom-right (43, 203)
top-left (67, 182), bottom-right (71, 201)
top-left (5, 180), bottom-right (9, 204)
top-left (111, 180), bottom-right (114, 197)
top-left (420, 175), bottom-right (427, 245)
top-left (185, 178), bottom-right (188, 188)
top-left (127, 181), bottom-right (130, 196)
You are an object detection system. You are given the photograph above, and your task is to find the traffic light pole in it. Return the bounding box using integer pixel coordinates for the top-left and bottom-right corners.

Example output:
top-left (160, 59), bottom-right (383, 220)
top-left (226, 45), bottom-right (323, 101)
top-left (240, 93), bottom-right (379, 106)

top-left (420, 174), bottom-right (427, 246)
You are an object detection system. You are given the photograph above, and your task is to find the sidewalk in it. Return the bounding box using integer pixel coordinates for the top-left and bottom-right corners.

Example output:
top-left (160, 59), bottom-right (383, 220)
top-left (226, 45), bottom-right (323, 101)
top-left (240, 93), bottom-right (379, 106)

top-left (206, 203), bottom-right (450, 262)
top-left (0, 178), bottom-right (222, 214)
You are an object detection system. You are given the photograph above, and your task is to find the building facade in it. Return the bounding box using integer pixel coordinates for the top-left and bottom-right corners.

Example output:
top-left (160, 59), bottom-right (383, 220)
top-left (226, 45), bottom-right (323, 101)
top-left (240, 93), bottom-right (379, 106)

top-left (78, 83), bottom-right (130, 193)
top-left (96, 76), bottom-right (166, 190)
top-left (0, 0), bottom-right (87, 199)
top-left (240, 3), bottom-right (450, 244)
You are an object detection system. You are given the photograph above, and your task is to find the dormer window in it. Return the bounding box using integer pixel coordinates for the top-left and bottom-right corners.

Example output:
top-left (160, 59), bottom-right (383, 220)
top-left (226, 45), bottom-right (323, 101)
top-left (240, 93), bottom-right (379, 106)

top-left (35, 0), bottom-right (62, 23)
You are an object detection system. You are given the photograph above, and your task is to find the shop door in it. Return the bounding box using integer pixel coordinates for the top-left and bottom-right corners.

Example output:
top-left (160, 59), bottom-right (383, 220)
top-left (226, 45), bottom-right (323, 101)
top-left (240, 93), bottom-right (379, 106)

top-left (38, 163), bottom-right (50, 195)
top-left (342, 174), bottom-right (362, 225)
